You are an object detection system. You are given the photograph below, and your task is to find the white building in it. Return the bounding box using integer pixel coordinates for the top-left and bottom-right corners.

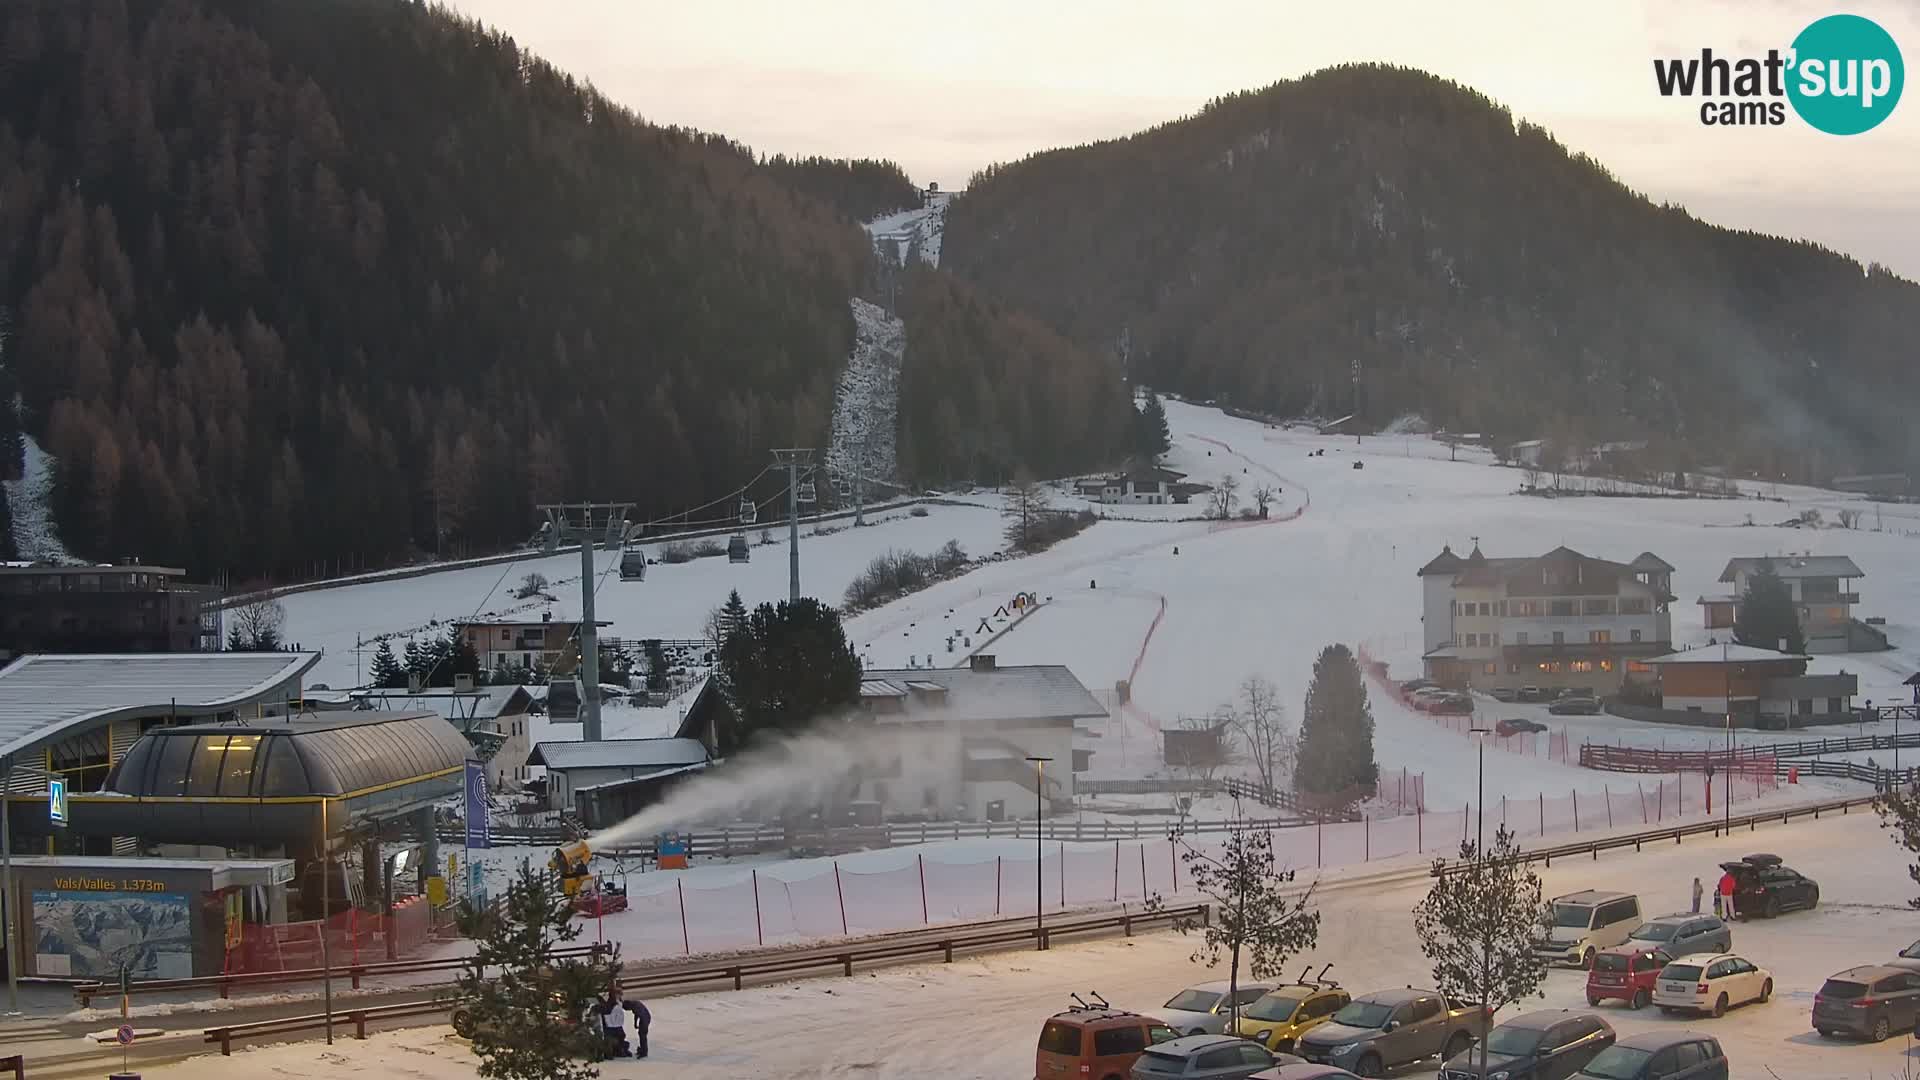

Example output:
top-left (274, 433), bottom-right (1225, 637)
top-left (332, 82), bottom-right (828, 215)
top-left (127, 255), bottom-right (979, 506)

top-left (852, 655), bottom-right (1104, 820)
top-left (527, 737), bottom-right (711, 811)
top-left (1700, 555), bottom-right (1871, 654)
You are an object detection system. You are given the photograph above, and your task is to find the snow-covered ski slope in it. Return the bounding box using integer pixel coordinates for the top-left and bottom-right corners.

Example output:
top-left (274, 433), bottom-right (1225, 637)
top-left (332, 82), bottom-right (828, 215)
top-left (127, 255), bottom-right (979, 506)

top-left (280, 398), bottom-right (1920, 803)
top-left (826, 297), bottom-right (904, 484)
top-left (866, 189), bottom-right (949, 267)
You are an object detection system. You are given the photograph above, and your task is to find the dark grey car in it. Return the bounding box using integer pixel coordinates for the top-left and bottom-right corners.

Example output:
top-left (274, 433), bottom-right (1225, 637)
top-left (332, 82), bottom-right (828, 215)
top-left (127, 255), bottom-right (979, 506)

top-left (1571, 1030), bottom-right (1727, 1079)
top-left (1130, 1034), bottom-right (1296, 1080)
top-left (1623, 915), bottom-right (1730, 958)
top-left (1440, 1010), bottom-right (1614, 1080)
top-left (1814, 966), bottom-right (1920, 1042)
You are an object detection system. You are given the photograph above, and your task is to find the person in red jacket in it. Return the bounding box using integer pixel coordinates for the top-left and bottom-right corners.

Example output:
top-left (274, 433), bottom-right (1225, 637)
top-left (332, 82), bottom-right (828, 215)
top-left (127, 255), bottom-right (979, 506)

top-left (1717, 870), bottom-right (1739, 920)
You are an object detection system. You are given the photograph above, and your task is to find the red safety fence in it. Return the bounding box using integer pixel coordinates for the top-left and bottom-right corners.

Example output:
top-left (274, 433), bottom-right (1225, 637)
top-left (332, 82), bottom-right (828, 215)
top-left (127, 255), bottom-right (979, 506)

top-left (227, 897), bottom-right (434, 974)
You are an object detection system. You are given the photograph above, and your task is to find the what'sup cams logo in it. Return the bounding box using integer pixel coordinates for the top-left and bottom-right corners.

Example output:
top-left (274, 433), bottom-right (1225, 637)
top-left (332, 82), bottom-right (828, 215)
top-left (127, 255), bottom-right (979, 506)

top-left (1654, 13), bottom-right (1903, 134)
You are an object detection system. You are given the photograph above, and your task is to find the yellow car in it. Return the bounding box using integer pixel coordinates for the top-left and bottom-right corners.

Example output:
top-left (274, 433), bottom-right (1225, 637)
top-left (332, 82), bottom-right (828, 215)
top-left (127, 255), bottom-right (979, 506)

top-left (1227, 983), bottom-right (1352, 1054)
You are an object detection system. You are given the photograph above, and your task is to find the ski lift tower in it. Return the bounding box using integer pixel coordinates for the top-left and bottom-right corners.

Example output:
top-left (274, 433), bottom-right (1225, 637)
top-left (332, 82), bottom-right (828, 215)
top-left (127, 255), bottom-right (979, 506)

top-left (771, 448), bottom-right (815, 601)
top-left (537, 501), bottom-right (631, 743)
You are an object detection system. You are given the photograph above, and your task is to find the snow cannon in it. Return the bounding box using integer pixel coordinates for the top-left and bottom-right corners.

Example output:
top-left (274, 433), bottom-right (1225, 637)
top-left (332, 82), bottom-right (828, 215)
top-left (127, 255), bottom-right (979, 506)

top-left (550, 840), bottom-right (594, 898)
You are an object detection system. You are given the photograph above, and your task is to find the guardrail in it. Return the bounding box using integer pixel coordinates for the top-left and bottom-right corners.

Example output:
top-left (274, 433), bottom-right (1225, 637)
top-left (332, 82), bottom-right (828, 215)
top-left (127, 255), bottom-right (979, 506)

top-left (1580, 730), bottom-right (1920, 770)
top-left (0, 1055), bottom-right (21, 1079)
top-left (73, 944), bottom-right (608, 1008)
top-left (1430, 794), bottom-right (1880, 877)
top-left (198, 903), bottom-right (1209, 1054)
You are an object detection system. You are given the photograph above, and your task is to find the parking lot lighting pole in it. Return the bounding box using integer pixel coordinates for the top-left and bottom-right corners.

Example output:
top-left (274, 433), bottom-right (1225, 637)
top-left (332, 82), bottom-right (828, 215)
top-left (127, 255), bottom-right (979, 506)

top-left (2, 755), bottom-right (16, 1016)
top-left (1027, 756), bottom-right (1052, 949)
top-left (1468, 729), bottom-right (1490, 854)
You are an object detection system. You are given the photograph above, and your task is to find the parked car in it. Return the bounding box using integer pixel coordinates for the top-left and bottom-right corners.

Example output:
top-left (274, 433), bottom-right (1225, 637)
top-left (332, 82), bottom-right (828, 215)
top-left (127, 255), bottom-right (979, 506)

top-left (1652, 953), bottom-right (1772, 1017)
top-left (1294, 988), bottom-right (1491, 1077)
top-left (1570, 1031), bottom-right (1727, 1080)
top-left (1158, 982), bottom-right (1276, 1035)
top-left (1517, 686), bottom-right (1549, 702)
top-left (1430, 692), bottom-right (1475, 715)
top-left (1228, 981), bottom-right (1352, 1054)
top-left (1623, 914), bottom-right (1731, 958)
top-left (1128, 1034), bottom-right (1295, 1080)
top-left (1564, 686), bottom-right (1596, 700)
top-left (1891, 939), bottom-right (1920, 974)
top-left (1495, 717), bottom-right (1548, 736)
top-left (1813, 965), bottom-right (1920, 1042)
top-left (1535, 891), bottom-right (1643, 968)
top-left (1718, 854), bottom-right (1818, 918)
top-left (1408, 688), bottom-right (1452, 710)
top-left (1438, 1009), bottom-right (1615, 1080)
top-left (1487, 687), bottom-right (1519, 703)
top-left (1250, 1067), bottom-right (1361, 1080)
top-left (1399, 679), bottom-right (1439, 694)
top-left (1039, 1002), bottom-right (1179, 1080)
top-left (1549, 696), bottom-right (1602, 716)
top-left (1587, 947), bottom-right (1676, 1010)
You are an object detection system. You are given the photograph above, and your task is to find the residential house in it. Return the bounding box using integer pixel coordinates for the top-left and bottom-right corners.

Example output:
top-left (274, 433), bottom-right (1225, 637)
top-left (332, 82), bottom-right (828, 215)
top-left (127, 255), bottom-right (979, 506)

top-left (456, 615), bottom-right (612, 674)
top-left (1, 561), bottom-right (221, 661)
top-left (847, 654), bottom-right (1104, 821)
top-left (526, 737), bottom-right (711, 811)
top-left (1701, 556), bottom-right (1872, 654)
top-left (1094, 467), bottom-right (1187, 506)
top-left (1417, 544), bottom-right (1674, 694)
top-left (1642, 643), bottom-right (1856, 726)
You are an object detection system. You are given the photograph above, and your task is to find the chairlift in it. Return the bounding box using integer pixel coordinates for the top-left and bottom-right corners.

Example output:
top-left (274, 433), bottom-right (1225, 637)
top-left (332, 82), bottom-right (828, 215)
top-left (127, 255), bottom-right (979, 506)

top-left (796, 479), bottom-right (817, 505)
top-left (727, 532), bottom-right (750, 564)
top-left (738, 496), bottom-right (758, 526)
top-left (833, 476), bottom-right (853, 499)
top-left (619, 539), bottom-right (647, 581)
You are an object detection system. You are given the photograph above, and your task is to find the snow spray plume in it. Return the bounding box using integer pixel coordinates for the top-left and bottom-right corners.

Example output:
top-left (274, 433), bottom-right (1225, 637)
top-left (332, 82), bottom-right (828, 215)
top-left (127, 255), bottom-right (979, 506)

top-left (587, 718), bottom-right (961, 850)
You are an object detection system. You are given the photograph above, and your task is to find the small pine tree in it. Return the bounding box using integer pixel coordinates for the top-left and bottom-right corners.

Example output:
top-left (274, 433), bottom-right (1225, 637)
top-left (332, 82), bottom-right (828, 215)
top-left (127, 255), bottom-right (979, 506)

top-left (1412, 826), bottom-right (1550, 1077)
top-left (643, 639), bottom-right (670, 692)
top-left (369, 639), bottom-right (406, 689)
top-left (719, 589), bottom-right (749, 645)
top-left (226, 624), bottom-right (246, 651)
top-left (1732, 558), bottom-right (1806, 654)
top-left (1293, 643), bottom-right (1377, 798)
top-left (1136, 391), bottom-right (1172, 461)
top-left (453, 863), bottom-right (622, 1079)
top-left (1147, 824), bottom-right (1320, 1032)
top-left (402, 637), bottom-right (426, 683)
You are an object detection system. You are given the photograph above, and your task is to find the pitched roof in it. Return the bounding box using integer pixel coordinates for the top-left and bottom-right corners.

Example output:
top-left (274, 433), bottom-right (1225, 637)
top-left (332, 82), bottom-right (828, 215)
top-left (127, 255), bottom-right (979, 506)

top-left (0, 652), bottom-right (320, 761)
top-left (352, 685), bottom-right (533, 724)
top-left (1718, 555), bottom-right (1864, 582)
top-left (1450, 546), bottom-right (1669, 589)
top-left (528, 736), bottom-right (710, 771)
top-left (1629, 552), bottom-right (1676, 573)
top-left (1644, 644), bottom-right (1809, 664)
top-left (857, 664), bottom-right (1104, 723)
top-left (1416, 545), bottom-right (1464, 577)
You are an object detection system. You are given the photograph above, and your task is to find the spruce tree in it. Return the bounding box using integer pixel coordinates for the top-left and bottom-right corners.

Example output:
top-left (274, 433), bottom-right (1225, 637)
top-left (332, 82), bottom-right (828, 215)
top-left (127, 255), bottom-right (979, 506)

top-left (369, 639), bottom-right (406, 689)
top-left (402, 637), bottom-right (426, 684)
top-left (719, 589), bottom-right (749, 646)
top-left (453, 863), bottom-right (622, 1079)
top-left (1293, 643), bottom-right (1378, 798)
top-left (1136, 391), bottom-right (1172, 460)
top-left (717, 597), bottom-right (861, 748)
top-left (1732, 559), bottom-right (1806, 654)
top-left (443, 624), bottom-right (482, 687)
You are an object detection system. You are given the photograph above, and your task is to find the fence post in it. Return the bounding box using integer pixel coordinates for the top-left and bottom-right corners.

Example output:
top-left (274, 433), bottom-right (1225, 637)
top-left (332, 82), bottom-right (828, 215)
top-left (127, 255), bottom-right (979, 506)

top-left (1139, 843), bottom-right (1148, 898)
top-left (1539, 792), bottom-right (1545, 835)
top-left (752, 868), bottom-right (764, 946)
top-left (834, 861), bottom-right (849, 935)
top-left (677, 878), bottom-right (690, 955)
top-left (1572, 789), bottom-right (1579, 832)
top-left (1172, 840), bottom-right (1181, 891)
top-left (995, 856), bottom-right (1002, 916)
top-left (1113, 841), bottom-right (1121, 901)
top-left (1364, 816), bottom-right (1370, 862)
top-left (1417, 803), bottom-right (1423, 852)
top-left (1059, 842), bottom-right (1067, 909)
top-left (918, 854), bottom-right (930, 924)
top-left (1316, 813), bottom-right (1323, 868)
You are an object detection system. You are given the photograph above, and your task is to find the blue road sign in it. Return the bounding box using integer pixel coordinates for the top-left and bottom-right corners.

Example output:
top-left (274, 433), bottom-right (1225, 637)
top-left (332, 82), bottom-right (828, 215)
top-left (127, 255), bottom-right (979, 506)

top-left (48, 777), bottom-right (67, 827)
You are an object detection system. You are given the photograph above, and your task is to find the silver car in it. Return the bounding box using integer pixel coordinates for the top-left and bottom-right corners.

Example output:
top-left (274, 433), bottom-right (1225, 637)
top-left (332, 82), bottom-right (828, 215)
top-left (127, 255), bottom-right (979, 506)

top-left (1157, 981), bottom-right (1276, 1035)
top-left (1890, 940), bottom-right (1920, 975)
top-left (1130, 1034), bottom-right (1298, 1080)
top-left (1623, 914), bottom-right (1731, 958)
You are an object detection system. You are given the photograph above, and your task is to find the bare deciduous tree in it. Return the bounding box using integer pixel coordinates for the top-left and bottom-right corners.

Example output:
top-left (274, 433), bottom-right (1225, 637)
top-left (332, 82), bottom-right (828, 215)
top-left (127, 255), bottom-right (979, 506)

top-left (1250, 484), bottom-right (1277, 519)
top-left (1838, 508), bottom-right (1862, 530)
top-left (1001, 475), bottom-right (1054, 552)
top-left (513, 571), bottom-right (550, 599)
top-left (1165, 716), bottom-right (1237, 786)
top-left (228, 597), bottom-right (286, 651)
top-left (1207, 473), bottom-right (1240, 520)
top-left (1224, 676), bottom-right (1295, 795)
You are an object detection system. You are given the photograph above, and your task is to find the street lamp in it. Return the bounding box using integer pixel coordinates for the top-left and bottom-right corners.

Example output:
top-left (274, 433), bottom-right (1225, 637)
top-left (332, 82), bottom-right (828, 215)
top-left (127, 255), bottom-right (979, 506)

top-left (1026, 756), bottom-right (1052, 950)
top-left (1468, 729), bottom-right (1491, 854)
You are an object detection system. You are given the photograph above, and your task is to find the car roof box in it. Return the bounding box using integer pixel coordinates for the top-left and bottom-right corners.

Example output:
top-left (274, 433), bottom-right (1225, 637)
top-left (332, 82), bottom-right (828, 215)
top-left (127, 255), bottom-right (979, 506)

top-left (1741, 853), bottom-right (1782, 867)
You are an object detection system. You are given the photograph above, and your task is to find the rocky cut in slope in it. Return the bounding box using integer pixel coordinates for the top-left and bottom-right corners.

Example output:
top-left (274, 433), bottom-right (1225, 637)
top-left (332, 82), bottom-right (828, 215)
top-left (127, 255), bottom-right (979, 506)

top-left (941, 64), bottom-right (1918, 481)
top-left (0, 0), bottom-right (870, 578)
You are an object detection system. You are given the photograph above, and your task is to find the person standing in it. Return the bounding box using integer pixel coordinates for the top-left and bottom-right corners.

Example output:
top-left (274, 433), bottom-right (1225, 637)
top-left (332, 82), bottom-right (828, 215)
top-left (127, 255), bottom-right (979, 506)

top-left (594, 986), bottom-right (634, 1058)
top-left (1691, 876), bottom-right (1704, 914)
top-left (1717, 869), bottom-right (1738, 920)
top-left (629, 994), bottom-right (651, 1059)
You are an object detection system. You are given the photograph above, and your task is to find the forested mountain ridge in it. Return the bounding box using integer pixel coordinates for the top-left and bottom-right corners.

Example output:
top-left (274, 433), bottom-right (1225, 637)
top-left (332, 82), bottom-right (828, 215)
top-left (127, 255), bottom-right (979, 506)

top-left (942, 64), bottom-right (1919, 480)
top-left (0, 0), bottom-right (876, 579)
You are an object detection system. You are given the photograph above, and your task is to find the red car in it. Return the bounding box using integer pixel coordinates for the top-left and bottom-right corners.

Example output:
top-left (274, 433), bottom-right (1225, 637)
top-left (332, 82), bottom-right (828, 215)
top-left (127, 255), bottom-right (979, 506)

top-left (1586, 946), bottom-right (1674, 1010)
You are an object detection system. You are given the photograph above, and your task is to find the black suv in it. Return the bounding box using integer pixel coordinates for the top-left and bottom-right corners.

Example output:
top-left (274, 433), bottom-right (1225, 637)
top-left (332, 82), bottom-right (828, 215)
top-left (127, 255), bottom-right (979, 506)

top-left (1440, 1009), bottom-right (1613, 1080)
top-left (1718, 853), bottom-right (1818, 918)
top-left (1572, 1031), bottom-right (1727, 1079)
top-left (1814, 965), bottom-right (1920, 1042)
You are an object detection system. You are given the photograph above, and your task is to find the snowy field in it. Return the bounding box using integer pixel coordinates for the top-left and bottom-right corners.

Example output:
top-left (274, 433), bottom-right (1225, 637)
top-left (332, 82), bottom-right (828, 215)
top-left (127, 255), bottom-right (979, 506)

top-left (146, 811), bottom-right (1920, 1080)
top-left (280, 397), bottom-right (1920, 814)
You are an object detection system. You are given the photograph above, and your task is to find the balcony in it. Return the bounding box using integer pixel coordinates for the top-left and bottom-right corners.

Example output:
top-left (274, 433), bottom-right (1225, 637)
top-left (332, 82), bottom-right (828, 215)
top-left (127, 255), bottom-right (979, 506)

top-left (1800, 591), bottom-right (1858, 605)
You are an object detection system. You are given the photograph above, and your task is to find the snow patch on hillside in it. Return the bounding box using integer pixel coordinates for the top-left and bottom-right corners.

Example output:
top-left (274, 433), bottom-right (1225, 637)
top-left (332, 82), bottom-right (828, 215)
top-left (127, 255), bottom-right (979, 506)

top-left (828, 297), bottom-right (904, 485)
top-left (866, 190), bottom-right (950, 267)
top-left (4, 433), bottom-right (77, 563)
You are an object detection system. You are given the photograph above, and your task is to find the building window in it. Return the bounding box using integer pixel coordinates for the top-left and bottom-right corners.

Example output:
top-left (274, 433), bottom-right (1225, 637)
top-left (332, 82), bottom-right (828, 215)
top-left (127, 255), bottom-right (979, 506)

top-left (1599, 659), bottom-right (1615, 672)
top-left (1826, 697), bottom-right (1842, 713)
top-left (1479, 602), bottom-right (1492, 616)
top-left (1589, 630), bottom-right (1612, 644)
top-left (1550, 600), bottom-right (1575, 617)
top-left (1584, 597), bottom-right (1615, 615)
top-left (1797, 699), bottom-right (1813, 716)
top-left (1484, 663), bottom-right (1497, 675)
top-left (1630, 628), bottom-right (1642, 643)
top-left (1570, 660), bottom-right (1594, 673)
top-left (1508, 662), bottom-right (1522, 674)
top-left (1552, 631), bottom-right (1565, 645)
top-left (1627, 660), bottom-right (1652, 674)
top-left (1619, 597), bottom-right (1651, 615)
top-left (1515, 632), bottom-right (1529, 646)
top-left (1512, 600), bottom-right (1541, 617)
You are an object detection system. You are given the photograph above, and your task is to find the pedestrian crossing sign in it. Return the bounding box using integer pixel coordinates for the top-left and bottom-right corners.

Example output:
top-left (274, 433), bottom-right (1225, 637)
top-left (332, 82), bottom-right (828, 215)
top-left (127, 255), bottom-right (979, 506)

top-left (48, 777), bottom-right (68, 827)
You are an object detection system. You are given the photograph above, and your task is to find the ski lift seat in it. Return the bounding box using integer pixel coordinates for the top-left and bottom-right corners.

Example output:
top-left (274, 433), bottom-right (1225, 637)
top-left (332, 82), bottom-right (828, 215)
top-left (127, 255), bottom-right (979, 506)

top-left (728, 533), bottom-right (750, 564)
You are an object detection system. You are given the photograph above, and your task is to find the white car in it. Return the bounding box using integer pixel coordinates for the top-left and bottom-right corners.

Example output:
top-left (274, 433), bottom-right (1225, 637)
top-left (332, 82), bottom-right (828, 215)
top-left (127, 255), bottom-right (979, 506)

top-left (1652, 952), bottom-right (1774, 1017)
top-left (1156, 981), bottom-right (1275, 1035)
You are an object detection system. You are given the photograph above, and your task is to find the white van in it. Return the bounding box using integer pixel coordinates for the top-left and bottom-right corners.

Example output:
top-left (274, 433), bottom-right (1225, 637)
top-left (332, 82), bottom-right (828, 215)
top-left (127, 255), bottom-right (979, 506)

top-left (1534, 890), bottom-right (1642, 967)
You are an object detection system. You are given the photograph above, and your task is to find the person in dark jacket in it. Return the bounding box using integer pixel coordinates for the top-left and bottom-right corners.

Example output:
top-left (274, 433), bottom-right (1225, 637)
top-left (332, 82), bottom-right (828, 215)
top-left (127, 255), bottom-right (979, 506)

top-left (593, 987), bottom-right (639, 1058)
top-left (629, 994), bottom-right (651, 1059)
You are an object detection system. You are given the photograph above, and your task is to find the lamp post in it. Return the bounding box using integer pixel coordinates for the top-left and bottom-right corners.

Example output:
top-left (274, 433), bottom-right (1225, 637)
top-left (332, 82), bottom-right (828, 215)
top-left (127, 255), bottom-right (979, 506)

top-left (2, 753), bottom-right (17, 1017)
top-left (1902, 672), bottom-right (1919, 780)
top-left (319, 797), bottom-right (332, 1045)
top-left (1026, 756), bottom-right (1052, 950)
top-left (1468, 729), bottom-right (1490, 854)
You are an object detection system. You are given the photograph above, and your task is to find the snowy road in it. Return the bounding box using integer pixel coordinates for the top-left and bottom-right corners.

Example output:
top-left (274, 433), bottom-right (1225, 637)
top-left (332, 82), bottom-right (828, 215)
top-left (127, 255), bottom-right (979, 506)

top-left (145, 810), bottom-right (1920, 1079)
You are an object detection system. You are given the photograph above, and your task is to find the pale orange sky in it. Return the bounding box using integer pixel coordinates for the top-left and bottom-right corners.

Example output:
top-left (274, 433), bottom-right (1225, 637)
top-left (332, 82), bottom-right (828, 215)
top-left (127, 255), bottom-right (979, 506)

top-left (449, 0), bottom-right (1919, 278)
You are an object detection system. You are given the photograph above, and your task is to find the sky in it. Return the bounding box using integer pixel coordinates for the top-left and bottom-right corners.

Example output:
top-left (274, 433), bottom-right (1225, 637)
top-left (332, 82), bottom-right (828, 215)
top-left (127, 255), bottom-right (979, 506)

top-left (447, 0), bottom-right (1920, 279)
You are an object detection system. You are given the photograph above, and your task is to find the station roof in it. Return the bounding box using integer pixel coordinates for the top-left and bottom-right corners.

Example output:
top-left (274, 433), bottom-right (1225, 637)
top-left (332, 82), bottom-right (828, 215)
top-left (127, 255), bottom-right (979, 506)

top-left (1644, 644), bottom-right (1809, 665)
top-left (856, 665), bottom-right (1105, 724)
top-left (108, 710), bottom-right (475, 798)
top-left (528, 737), bottom-right (709, 772)
top-left (0, 652), bottom-right (319, 762)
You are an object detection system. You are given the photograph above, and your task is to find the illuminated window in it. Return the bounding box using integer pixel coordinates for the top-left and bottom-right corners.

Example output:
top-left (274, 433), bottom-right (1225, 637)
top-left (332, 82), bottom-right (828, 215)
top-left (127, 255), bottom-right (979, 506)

top-left (1484, 663), bottom-right (1497, 676)
top-left (1599, 660), bottom-right (1615, 672)
top-left (1570, 660), bottom-right (1594, 673)
top-left (1627, 661), bottom-right (1652, 674)
top-left (1589, 630), bottom-right (1612, 644)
